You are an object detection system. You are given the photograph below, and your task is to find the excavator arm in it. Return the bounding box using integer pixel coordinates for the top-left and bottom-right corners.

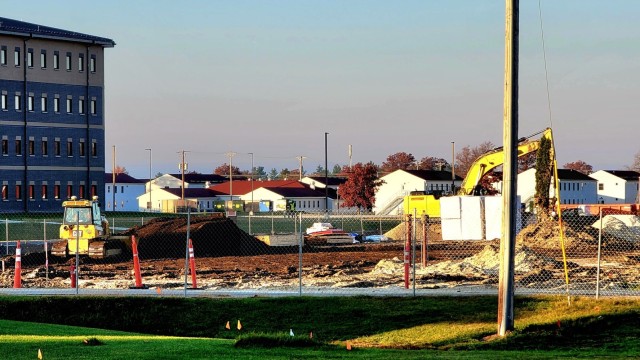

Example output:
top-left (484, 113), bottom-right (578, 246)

top-left (457, 128), bottom-right (553, 195)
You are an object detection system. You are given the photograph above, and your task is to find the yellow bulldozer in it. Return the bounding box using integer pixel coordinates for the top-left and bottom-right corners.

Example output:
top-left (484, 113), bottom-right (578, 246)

top-left (404, 127), bottom-right (554, 217)
top-left (51, 196), bottom-right (131, 258)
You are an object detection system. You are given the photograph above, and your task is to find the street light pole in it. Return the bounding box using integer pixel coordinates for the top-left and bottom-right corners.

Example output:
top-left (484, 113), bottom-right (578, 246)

top-left (145, 148), bottom-right (152, 211)
top-left (451, 141), bottom-right (455, 193)
top-left (248, 152), bottom-right (254, 234)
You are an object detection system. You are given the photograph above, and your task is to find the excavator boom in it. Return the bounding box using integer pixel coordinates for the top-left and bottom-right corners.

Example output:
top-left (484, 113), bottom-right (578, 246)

top-left (458, 127), bottom-right (553, 195)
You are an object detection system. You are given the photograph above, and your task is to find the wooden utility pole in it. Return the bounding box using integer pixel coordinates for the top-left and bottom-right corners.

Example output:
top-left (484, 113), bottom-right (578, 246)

top-left (498, 0), bottom-right (519, 336)
top-left (296, 156), bottom-right (306, 180)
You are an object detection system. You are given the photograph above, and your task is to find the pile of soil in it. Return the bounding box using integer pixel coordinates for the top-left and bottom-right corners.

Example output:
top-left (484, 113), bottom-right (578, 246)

top-left (122, 215), bottom-right (275, 259)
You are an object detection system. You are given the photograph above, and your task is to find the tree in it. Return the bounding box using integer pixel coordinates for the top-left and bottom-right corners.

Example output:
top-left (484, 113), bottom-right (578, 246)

top-left (380, 152), bottom-right (416, 173)
top-left (337, 162), bottom-right (384, 212)
top-left (518, 153), bottom-right (537, 172)
top-left (269, 168), bottom-right (278, 180)
top-left (563, 160), bottom-right (593, 175)
top-left (455, 141), bottom-right (495, 178)
top-left (279, 168), bottom-right (290, 179)
top-left (535, 135), bottom-right (553, 220)
top-left (113, 165), bottom-right (128, 175)
top-left (252, 166), bottom-right (267, 180)
top-left (418, 157), bottom-right (450, 171)
top-left (214, 163), bottom-right (241, 176)
top-left (630, 151), bottom-right (640, 172)
top-left (331, 164), bottom-right (342, 175)
top-left (314, 165), bottom-right (325, 175)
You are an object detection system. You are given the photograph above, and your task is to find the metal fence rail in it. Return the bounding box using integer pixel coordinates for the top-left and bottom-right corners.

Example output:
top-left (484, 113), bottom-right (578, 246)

top-left (1, 209), bottom-right (639, 297)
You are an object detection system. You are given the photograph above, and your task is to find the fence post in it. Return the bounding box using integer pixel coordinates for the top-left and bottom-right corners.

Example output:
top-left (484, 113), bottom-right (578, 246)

top-left (404, 214), bottom-right (412, 289)
top-left (596, 208), bottom-right (603, 299)
top-left (298, 212), bottom-right (303, 296)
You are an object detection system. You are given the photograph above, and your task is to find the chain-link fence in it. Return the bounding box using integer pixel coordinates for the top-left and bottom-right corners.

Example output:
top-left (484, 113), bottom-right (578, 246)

top-left (1, 208), bottom-right (639, 297)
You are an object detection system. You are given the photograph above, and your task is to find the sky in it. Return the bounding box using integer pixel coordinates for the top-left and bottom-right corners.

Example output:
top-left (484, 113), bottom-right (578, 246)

top-left (2, 1), bottom-right (640, 178)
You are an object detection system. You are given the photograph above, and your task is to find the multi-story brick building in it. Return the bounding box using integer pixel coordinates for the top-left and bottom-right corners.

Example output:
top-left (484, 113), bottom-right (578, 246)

top-left (0, 17), bottom-right (114, 212)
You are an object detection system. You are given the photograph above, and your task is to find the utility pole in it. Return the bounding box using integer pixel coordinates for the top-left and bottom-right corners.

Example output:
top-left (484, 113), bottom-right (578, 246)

top-left (296, 156), bottom-right (307, 180)
top-left (324, 132), bottom-right (329, 214)
top-left (112, 145), bottom-right (116, 211)
top-left (348, 145), bottom-right (352, 169)
top-left (498, 0), bottom-right (519, 337)
top-left (145, 148), bottom-right (152, 211)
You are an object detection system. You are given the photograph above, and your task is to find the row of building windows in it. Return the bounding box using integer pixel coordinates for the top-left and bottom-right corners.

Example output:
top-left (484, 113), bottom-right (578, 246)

top-left (1, 183), bottom-right (97, 201)
top-left (561, 182), bottom-right (587, 191)
top-left (1, 92), bottom-right (98, 115)
top-left (0, 46), bottom-right (97, 73)
top-left (1, 137), bottom-right (98, 157)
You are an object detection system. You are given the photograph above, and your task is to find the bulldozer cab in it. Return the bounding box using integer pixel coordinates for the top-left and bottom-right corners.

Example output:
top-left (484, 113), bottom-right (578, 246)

top-left (62, 196), bottom-right (102, 226)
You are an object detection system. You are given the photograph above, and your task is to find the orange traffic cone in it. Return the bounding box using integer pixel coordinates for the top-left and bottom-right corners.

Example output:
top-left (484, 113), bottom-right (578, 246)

top-left (225, 321), bottom-right (230, 330)
top-left (346, 341), bottom-right (352, 351)
top-left (130, 236), bottom-right (147, 289)
top-left (13, 241), bottom-right (21, 288)
top-left (188, 239), bottom-right (197, 289)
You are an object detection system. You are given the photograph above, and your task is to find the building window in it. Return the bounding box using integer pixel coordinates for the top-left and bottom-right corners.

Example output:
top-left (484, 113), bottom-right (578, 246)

top-left (90, 55), bottom-right (96, 72)
top-left (91, 141), bottom-right (97, 157)
top-left (28, 139), bottom-right (34, 156)
top-left (40, 50), bottom-right (46, 68)
top-left (67, 139), bottom-right (73, 156)
top-left (14, 94), bottom-right (21, 110)
top-left (29, 184), bottom-right (35, 200)
top-left (79, 139), bottom-right (85, 157)
top-left (91, 185), bottom-right (97, 197)
top-left (599, 183), bottom-right (604, 191)
top-left (15, 184), bottom-right (22, 200)
top-left (54, 184), bottom-right (60, 199)
top-left (42, 184), bottom-right (48, 199)
top-left (1, 139), bottom-right (7, 155)
top-left (53, 97), bottom-right (60, 113)
top-left (1, 94), bottom-right (6, 110)
top-left (53, 51), bottom-right (59, 70)
top-left (79, 185), bottom-right (85, 199)
top-left (41, 96), bottom-right (48, 112)
top-left (67, 185), bottom-right (73, 199)
top-left (66, 98), bottom-right (72, 113)
top-left (90, 99), bottom-right (97, 115)
top-left (28, 95), bottom-right (34, 111)
top-left (42, 139), bottom-right (48, 156)
top-left (15, 48), bottom-right (20, 66)
top-left (27, 49), bottom-right (34, 67)
top-left (54, 139), bottom-right (61, 156)
top-left (15, 138), bottom-right (22, 156)
top-left (0, 46), bottom-right (6, 65)
top-left (1, 185), bottom-right (7, 200)
top-left (78, 53), bottom-right (84, 72)
top-left (78, 99), bottom-right (85, 114)
top-left (65, 53), bottom-right (72, 71)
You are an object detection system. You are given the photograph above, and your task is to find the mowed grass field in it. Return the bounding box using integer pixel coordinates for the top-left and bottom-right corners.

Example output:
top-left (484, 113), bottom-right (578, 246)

top-left (1, 295), bottom-right (640, 359)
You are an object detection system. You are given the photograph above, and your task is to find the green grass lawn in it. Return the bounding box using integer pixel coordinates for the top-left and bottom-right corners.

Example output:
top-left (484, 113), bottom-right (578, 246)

top-left (1, 295), bottom-right (640, 359)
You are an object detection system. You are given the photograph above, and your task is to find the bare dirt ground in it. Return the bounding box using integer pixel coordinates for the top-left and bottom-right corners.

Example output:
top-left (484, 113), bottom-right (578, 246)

top-left (2, 214), bottom-right (640, 293)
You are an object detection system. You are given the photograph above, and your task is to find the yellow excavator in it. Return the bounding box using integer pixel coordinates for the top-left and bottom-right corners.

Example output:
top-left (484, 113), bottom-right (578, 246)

top-left (404, 128), bottom-right (554, 217)
top-left (51, 196), bottom-right (131, 258)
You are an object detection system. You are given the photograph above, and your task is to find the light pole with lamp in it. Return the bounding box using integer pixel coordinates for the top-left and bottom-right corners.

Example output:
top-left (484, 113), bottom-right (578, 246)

top-left (145, 148), bottom-right (152, 211)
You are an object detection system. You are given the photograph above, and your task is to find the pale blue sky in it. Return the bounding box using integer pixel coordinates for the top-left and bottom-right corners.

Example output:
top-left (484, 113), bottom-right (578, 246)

top-left (3, 1), bottom-right (640, 177)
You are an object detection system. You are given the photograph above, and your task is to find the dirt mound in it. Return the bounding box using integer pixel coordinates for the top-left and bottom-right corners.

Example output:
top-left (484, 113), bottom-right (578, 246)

top-left (122, 215), bottom-right (273, 259)
top-left (517, 219), bottom-right (598, 250)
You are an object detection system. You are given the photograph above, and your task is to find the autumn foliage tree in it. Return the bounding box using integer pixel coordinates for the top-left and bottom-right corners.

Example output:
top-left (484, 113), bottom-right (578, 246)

top-left (417, 157), bottom-right (450, 171)
top-left (631, 151), bottom-right (640, 172)
top-left (337, 162), bottom-right (384, 212)
top-left (380, 152), bottom-right (416, 173)
top-left (214, 163), bottom-right (241, 176)
top-left (455, 141), bottom-right (495, 178)
top-left (564, 160), bottom-right (593, 175)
